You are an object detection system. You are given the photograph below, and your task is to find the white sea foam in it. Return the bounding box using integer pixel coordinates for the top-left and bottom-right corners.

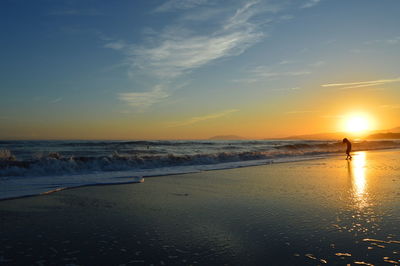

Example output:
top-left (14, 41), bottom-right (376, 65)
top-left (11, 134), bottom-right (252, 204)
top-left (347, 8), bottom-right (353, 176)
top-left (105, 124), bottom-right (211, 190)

top-left (0, 155), bottom-right (328, 200)
top-left (1, 140), bottom-right (399, 200)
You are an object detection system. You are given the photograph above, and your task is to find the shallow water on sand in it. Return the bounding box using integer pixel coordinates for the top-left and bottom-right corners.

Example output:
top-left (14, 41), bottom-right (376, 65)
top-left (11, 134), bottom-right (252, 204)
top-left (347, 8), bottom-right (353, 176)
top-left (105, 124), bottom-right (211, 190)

top-left (0, 150), bottom-right (399, 265)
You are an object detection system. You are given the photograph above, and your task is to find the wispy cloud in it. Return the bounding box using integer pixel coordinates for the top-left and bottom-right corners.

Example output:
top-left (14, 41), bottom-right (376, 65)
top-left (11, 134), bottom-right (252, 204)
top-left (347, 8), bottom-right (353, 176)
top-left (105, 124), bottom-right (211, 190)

top-left (300, 0), bottom-right (321, 9)
top-left (236, 65), bottom-right (311, 83)
top-left (131, 2), bottom-right (266, 79)
top-left (118, 85), bottom-right (169, 109)
top-left (365, 36), bottom-right (400, 45)
top-left (104, 1), bottom-right (321, 109)
top-left (104, 40), bottom-right (127, 51)
top-left (51, 97), bottom-right (63, 103)
top-left (279, 60), bottom-right (295, 65)
top-left (166, 109), bottom-right (239, 127)
top-left (321, 77), bottom-right (400, 90)
top-left (104, 1), bottom-right (277, 109)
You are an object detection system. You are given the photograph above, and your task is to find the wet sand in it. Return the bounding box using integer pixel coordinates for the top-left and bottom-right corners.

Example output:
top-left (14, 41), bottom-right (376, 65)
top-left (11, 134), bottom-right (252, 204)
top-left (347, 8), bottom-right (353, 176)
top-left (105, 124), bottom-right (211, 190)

top-left (1, 149), bottom-right (400, 265)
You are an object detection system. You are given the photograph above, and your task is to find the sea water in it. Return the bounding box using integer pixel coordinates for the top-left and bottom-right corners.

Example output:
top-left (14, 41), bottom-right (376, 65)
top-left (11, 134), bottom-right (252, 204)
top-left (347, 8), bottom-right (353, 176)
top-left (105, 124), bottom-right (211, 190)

top-left (0, 139), bottom-right (399, 199)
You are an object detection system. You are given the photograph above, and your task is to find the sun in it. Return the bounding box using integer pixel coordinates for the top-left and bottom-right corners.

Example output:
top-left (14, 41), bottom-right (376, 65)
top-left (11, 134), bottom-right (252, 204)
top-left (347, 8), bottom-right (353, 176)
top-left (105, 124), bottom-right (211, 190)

top-left (343, 114), bottom-right (372, 134)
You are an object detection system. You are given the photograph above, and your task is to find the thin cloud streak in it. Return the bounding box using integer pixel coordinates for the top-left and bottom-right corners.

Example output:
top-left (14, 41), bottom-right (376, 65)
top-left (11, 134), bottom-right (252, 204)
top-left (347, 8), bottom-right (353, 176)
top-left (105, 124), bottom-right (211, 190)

top-left (365, 36), bottom-right (400, 45)
top-left (51, 97), bottom-right (63, 103)
top-left (167, 109), bottom-right (239, 127)
top-left (236, 65), bottom-right (311, 83)
top-left (322, 77), bottom-right (400, 89)
top-left (104, 40), bottom-right (127, 51)
top-left (301, 0), bottom-right (321, 9)
top-left (118, 85), bottom-right (169, 108)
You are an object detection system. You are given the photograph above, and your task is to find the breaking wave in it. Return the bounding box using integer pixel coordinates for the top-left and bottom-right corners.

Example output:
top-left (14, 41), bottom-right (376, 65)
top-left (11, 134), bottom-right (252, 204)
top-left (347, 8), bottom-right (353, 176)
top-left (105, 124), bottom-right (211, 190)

top-left (1, 140), bottom-right (399, 178)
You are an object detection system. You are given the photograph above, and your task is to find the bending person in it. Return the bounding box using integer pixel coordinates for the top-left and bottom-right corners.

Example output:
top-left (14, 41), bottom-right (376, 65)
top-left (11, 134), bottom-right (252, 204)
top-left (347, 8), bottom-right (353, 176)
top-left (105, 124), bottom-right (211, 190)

top-left (342, 138), bottom-right (352, 160)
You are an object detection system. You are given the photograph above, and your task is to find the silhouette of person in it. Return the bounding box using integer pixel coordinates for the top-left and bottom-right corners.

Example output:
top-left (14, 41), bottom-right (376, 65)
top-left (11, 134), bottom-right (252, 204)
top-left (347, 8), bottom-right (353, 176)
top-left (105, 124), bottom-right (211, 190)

top-left (342, 138), bottom-right (352, 160)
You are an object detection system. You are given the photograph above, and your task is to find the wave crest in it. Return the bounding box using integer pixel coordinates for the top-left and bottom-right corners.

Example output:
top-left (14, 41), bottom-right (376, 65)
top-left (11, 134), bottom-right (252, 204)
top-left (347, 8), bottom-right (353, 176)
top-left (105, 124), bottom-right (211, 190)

top-left (0, 140), bottom-right (399, 177)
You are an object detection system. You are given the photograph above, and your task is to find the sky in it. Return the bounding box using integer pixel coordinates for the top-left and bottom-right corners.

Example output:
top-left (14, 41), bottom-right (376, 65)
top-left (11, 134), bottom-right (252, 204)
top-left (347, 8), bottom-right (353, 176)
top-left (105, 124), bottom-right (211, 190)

top-left (1, 0), bottom-right (399, 140)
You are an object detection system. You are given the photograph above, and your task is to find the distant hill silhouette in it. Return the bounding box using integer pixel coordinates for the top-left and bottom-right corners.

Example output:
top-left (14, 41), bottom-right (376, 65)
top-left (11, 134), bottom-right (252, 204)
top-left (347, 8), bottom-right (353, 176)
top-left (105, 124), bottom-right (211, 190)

top-left (380, 126), bottom-right (400, 133)
top-left (367, 132), bottom-right (400, 139)
top-left (208, 126), bottom-right (400, 140)
top-left (273, 126), bottom-right (400, 140)
top-left (209, 135), bottom-right (246, 140)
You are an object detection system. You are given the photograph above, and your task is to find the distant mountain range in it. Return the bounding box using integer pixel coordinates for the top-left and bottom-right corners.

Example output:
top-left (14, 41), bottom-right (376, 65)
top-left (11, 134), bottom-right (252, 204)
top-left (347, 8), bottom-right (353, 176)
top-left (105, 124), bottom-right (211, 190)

top-left (208, 127), bottom-right (400, 140)
top-left (280, 126), bottom-right (400, 140)
top-left (279, 126), bottom-right (400, 140)
top-left (367, 132), bottom-right (400, 139)
top-left (379, 126), bottom-right (400, 133)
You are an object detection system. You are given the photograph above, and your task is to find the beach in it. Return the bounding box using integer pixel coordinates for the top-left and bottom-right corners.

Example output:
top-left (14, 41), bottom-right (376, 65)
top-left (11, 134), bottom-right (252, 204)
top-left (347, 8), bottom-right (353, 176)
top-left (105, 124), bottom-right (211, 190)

top-left (1, 149), bottom-right (400, 265)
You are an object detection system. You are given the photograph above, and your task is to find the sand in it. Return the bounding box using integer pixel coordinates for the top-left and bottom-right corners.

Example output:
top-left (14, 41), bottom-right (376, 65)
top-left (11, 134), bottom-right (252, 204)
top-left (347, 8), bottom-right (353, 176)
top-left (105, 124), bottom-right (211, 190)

top-left (1, 149), bottom-right (400, 265)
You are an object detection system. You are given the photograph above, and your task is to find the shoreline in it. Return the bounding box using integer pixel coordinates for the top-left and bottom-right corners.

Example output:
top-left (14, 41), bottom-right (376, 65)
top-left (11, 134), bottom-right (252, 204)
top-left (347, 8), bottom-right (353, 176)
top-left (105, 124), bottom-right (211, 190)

top-left (1, 147), bottom-right (400, 202)
top-left (1, 147), bottom-right (399, 202)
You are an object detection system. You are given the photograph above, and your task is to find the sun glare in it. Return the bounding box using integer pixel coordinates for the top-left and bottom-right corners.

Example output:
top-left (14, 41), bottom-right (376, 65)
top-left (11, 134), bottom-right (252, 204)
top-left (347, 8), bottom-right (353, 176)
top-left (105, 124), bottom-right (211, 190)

top-left (343, 114), bottom-right (372, 134)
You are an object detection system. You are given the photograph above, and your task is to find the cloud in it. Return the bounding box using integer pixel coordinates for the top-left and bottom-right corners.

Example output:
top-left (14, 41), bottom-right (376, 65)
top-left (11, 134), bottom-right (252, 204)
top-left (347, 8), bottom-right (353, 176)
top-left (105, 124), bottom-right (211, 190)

top-left (104, 1), bottom-right (275, 109)
top-left (166, 109), bottom-right (239, 127)
top-left (118, 85), bottom-right (169, 108)
top-left (279, 14), bottom-right (294, 21)
top-left (154, 0), bottom-right (209, 13)
top-left (132, 29), bottom-right (263, 79)
top-left (104, 40), bottom-right (127, 51)
top-left (250, 67), bottom-right (312, 78)
top-left (279, 60), bottom-right (295, 65)
top-left (105, 1), bottom-right (311, 109)
top-left (236, 65), bottom-right (311, 83)
top-left (130, 2), bottom-right (265, 79)
top-left (300, 0), bottom-right (321, 8)
top-left (321, 77), bottom-right (400, 90)
top-left (51, 97), bottom-right (63, 103)
top-left (365, 36), bottom-right (400, 45)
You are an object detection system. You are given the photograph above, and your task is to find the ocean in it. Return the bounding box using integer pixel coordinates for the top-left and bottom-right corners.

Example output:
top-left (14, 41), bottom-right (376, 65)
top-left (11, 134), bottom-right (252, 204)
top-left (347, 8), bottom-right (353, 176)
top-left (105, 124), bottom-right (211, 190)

top-left (1, 139), bottom-right (399, 200)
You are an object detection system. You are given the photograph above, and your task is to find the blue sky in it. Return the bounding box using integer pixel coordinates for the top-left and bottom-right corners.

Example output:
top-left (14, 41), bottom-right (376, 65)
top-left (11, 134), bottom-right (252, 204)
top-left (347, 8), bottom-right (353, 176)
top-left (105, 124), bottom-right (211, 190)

top-left (1, 0), bottom-right (400, 139)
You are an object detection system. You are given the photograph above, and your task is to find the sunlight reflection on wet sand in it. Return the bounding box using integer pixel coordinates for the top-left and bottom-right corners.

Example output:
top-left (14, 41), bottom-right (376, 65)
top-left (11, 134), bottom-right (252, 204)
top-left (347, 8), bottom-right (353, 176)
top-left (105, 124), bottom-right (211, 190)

top-left (349, 152), bottom-right (368, 209)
